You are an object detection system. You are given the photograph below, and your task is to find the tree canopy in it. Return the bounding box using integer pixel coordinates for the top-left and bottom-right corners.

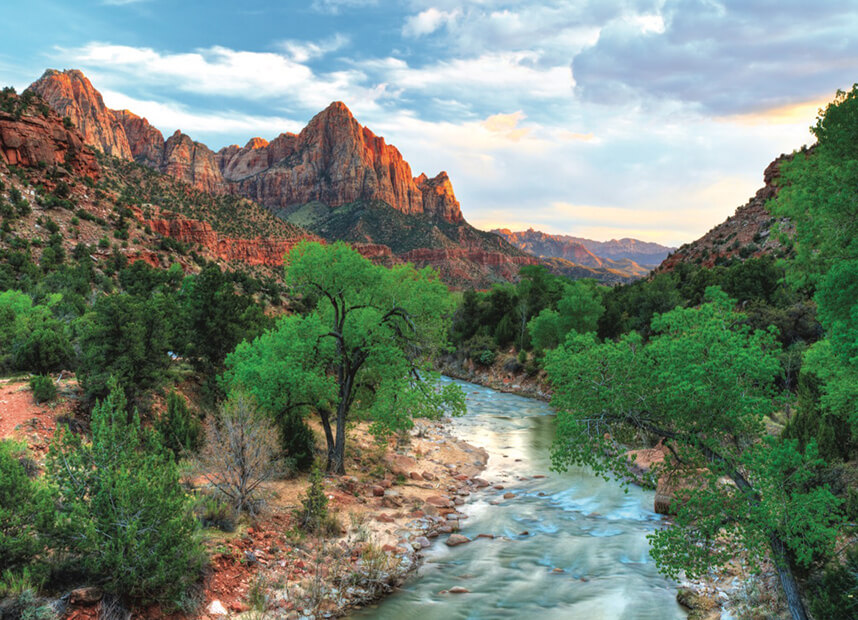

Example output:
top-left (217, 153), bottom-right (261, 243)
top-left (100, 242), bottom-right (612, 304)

top-left (224, 241), bottom-right (464, 473)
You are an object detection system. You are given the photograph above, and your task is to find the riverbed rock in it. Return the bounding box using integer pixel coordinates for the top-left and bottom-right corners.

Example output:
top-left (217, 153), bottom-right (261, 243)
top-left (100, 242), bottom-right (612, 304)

top-left (426, 495), bottom-right (452, 508)
top-left (676, 588), bottom-right (720, 620)
top-left (446, 534), bottom-right (470, 547)
top-left (421, 471), bottom-right (436, 481)
top-left (208, 600), bottom-right (228, 616)
top-left (448, 586), bottom-right (470, 594)
top-left (503, 492), bottom-right (516, 499)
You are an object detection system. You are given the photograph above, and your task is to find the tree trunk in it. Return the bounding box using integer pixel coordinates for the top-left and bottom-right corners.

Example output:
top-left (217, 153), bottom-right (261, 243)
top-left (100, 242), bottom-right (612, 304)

top-left (328, 370), bottom-right (353, 475)
top-left (769, 534), bottom-right (809, 620)
top-left (319, 408), bottom-right (336, 472)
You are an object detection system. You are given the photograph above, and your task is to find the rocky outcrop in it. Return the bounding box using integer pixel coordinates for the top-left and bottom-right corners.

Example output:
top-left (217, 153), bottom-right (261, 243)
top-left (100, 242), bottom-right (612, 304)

top-left (657, 154), bottom-right (796, 272)
top-left (0, 109), bottom-right (99, 180)
top-left (162, 131), bottom-right (224, 195)
top-left (415, 171), bottom-right (463, 223)
top-left (114, 110), bottom-right (164, 168)
top-left (27, 69), bottom-right (132, 159)
top-left (135, 207), bottom-right (317, 266)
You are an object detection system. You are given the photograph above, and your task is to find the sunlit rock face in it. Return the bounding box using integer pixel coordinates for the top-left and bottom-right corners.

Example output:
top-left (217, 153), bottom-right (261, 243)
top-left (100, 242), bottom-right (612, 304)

top-left (28, 69), bottom-right (132, 160)
top-left (28, 71), bottom-right (464, 224)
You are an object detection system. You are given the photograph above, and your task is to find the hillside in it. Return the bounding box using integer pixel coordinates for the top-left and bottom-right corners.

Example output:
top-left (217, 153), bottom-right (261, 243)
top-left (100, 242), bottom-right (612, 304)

top-left (0, 87), bottom-right (315, 290)
top-left (656, 154), bottom-right (796, 272)
top-left (27, 69), bottom-right (536, 288)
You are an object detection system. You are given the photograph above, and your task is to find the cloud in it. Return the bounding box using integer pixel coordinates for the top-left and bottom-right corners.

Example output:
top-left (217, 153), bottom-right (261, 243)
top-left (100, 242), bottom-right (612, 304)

top-left (60, 42), bottom-right (382, 115)
top-left (573, 0), bottom-right (858, 114)
top-left (100, 89), bottom-right (303, 139)
top-left (403, 8), bottom-right (461, 37)
top-left (310, 0), bottom-right (378, 14)
top-left (278, 34), bottom-right (350, 63)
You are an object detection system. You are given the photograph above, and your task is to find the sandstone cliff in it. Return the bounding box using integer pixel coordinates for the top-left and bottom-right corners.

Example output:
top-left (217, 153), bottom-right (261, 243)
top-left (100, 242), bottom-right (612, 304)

top-left (114, 109), bottom-right (164, 168)
top-left (28, 69), bottom-right (131, 159)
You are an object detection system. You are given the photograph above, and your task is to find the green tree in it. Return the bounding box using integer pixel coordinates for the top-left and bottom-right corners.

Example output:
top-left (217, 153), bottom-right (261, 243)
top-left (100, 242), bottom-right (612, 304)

top-left (156, 392), bottom-right (203, 458)
top-left (46, 380), bottom-right (204, 604)
top-left (546, 288), bottom-right (841, 620)
top-left (179, 264), bottom-right (271, 376)
top-left (528, 279), bottom-right (604, 351)
top-left (224, 241), bottom-right (464, 474)
top-left (0, 441), bottom-right (50, 574)
top-left (76, 293), bottom-right (172, 404)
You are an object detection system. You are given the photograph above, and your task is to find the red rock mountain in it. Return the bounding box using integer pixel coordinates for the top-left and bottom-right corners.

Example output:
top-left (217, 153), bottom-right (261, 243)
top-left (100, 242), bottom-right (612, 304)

top-left (656, 154), bottom-right (795, 272)
top-left (28, 70), bottom-right (462, 223)
top-left (25, 69), bottom-right (529, 287)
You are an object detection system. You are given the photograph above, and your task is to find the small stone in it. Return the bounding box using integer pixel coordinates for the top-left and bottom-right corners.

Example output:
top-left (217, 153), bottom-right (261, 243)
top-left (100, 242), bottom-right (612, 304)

top-left (414, 536), bottom-right (431, 549)
top-left (503, 492), bottom-right (515, 499)
top-left (493, 484), bottom-right (505, 490)
top-left (519, 530), bottom-right (530, 536)
top-left (410, 472), bottom-right (422, 480)
top-left (446, 534), bottom-right (471, 547)
top-left (551, 567), bottom-right (565, 573)
top-left (448, 586), bottom-right (470, 594)
top-left (472, 478), bottom-right (490, 488)
top-left (208, 600), bottom-right (228, 616)
top-left (454, 474), bottom-right (470, 481)
top-left (376, 513), bottom-right (395, 523)
top-left (371, 485), bottom-right (385, 497)
top-left (421, 471), bottom-right (436, 481)
top-left (477, 533), bottom-right (495, 539)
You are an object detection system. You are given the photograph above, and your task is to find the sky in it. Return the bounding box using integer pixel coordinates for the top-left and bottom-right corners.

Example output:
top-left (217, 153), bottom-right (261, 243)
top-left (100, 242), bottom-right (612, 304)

top-left (2, 1), bottom-right (857, 246)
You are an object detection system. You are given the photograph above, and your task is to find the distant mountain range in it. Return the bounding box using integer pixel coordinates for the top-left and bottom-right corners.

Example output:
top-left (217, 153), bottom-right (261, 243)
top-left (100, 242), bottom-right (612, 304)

top-left (492, 228), bottom-right (674, 283)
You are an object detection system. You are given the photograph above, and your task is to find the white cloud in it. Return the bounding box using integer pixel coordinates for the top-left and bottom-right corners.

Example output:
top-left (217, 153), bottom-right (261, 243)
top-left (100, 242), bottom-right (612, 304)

top-left (310, 0), bottom-right (378, 14)
top-left (403, 8), bottom-right (461, 37)
top-left (61, 42), bottom-right (382, 116)
top-left (100, 89), bottom-right (303, 139)
top-left (278, 34), bottom-right (350, 63)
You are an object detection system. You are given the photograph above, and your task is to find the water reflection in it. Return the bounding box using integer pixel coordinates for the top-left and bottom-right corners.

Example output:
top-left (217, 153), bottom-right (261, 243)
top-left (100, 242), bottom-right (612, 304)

top-left (352, 379), bottom-right (687, 620)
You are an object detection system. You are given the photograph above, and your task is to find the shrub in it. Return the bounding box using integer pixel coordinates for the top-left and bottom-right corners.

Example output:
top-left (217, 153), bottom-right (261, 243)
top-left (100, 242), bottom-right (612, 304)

top-left (199, 392), bottom-right (282, 514)
top-left (156, 392), bottom-right (202, 458)
top-left (296, 465), bottom-right (339, 536)
top-left (192, 494), bottom-right (236, 532)
top-left (29, 375), bottom-right (56, 403)
top-left (45, 380), bottom-right (205, 604)
top-left (476, 349), bottom-right (496, 367)
top-left (0, 442), bottom-right (50, 574)
top-left (808, 546), bottom-right (858, 620)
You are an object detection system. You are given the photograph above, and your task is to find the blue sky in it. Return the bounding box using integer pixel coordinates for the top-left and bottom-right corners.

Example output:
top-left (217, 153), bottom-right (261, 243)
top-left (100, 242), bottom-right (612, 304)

top-left (2, 0), bottom-right (858, 245)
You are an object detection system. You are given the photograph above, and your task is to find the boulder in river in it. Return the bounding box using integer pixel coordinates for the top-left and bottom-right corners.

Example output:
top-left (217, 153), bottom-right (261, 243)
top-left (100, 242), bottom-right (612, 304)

top-left (446, 534), bottom-right (471, 546)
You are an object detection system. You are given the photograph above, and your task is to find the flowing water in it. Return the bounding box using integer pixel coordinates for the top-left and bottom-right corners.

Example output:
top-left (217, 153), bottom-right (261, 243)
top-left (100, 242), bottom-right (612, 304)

top-left (353, 378), bottom-right (687, 620)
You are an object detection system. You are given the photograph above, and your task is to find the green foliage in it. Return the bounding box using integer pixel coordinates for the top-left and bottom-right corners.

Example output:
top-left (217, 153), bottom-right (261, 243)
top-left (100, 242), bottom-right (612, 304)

top-left (528, 279), bottom-right (605, 350)
top-left (546, 288), bottom-right (842, 581)
top-left (45, 380), bottom-right (204, 603)
top-left (0, 290), bottom-right (72, 374)
top-left (179, 263), bottom-right (271, 376)
top-left (29, 375), bottom-right (56, 404)
top-left (156, 392), bottom-right (202, 458)
top-left (224, 241), bottom-right (464, 473)
top-left (296, 466), bottom-right (338, 536)
top-left (807, 545), bottom-right (858, 620)
top-left (0, 442), bottom-right (50, 574)
top-left (277, 413), bottom-right (316, 472)
top-left (77, 292), bottom-right (173, 404)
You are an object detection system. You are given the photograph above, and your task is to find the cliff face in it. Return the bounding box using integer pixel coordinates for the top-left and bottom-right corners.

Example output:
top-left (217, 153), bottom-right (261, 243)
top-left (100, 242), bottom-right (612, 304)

top-left (0, 109), bottom-right (99, 180)
top-left (28, 71), bottom-right (463, 224)
top-left (114, 110), bottom-right (164, 168)
top-left (656, 154), bottom-right (795, 272)
top-left (27, 69), bottom-right (132, 159)
top-left (25, 69), bottom-right (530, 287)
top-left (162, 131), bottom-right (224, 195)
top-left (223, 102), bottom-right (462, 222)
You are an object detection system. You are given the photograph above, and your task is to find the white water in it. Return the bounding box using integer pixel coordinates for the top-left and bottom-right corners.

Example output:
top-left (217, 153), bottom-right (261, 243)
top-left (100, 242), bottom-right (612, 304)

top-left (353, 378), bottom-right (687, 619)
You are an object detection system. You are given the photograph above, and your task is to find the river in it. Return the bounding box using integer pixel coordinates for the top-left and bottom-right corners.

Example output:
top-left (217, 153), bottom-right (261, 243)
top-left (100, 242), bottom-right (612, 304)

top-left (353, 378), bottom-right (687, 619)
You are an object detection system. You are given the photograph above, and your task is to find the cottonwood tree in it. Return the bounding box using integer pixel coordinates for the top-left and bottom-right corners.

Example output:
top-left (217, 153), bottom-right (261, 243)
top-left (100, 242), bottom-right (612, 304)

top-left (223, 241), bottom-right (464, 474)
top-left (546, 288), bottom-right (842, 620)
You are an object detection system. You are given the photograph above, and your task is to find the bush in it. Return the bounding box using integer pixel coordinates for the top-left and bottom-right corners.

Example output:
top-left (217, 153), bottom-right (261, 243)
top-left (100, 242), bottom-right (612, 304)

top-left (156, 392), bottom-right (202, 458)
top-left (199, 392), bottom-right (282, 514)
top-left (808, 545), bottom-right (858, 620)
top-left (29, 375), bottom-right (56, 403)
top-left (296, 465), bottom-right (339, 536)
top-left (192, 494), bottom-right (236, 532)
top-left (0, 442), bottom-right (50, 574)
top-left (476, 349), bottom-right (496, 367)
top-left (45, 380), bottom-right (205, 604)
